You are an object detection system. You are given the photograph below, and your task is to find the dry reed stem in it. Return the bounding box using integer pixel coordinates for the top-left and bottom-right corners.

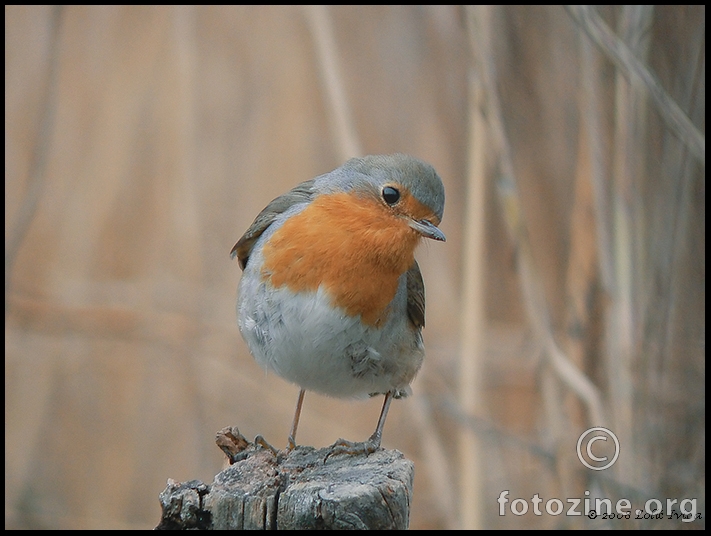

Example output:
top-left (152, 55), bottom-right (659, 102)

top-left (466, 6), bottom-right (606, 427)
top-left (304, 5), bottom-right (363, 160)
top-left (5, 6), bottom-right (63, 304)
top-left (565, 5), bottom-right (705, 164)
top-left (580, 34), bottom-right (615, 293)
top-left (562, 98), bottom-right (603, 517)
top-left (606, 4), bottom-right (655, 491)
top-left (457, 55), bottom-right (488, 535)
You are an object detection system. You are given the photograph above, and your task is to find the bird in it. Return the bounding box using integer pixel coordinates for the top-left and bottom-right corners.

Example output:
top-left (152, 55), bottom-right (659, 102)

top-left (231, 154), bottom-right (445, 454)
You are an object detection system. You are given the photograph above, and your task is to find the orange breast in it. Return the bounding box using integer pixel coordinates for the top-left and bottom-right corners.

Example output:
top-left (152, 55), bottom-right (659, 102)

top-left (260, 191), bottom-right (422, 326)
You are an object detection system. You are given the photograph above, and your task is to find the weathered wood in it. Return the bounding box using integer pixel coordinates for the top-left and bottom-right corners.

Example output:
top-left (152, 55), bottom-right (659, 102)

top-left (156, 428), bottom-right (414, 530)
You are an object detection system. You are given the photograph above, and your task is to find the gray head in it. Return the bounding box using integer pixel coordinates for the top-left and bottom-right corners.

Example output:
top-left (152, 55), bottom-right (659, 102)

top-left (315, 154), bottom-right (446, 241)
top-left (343, 154), bottom-right (444, 221)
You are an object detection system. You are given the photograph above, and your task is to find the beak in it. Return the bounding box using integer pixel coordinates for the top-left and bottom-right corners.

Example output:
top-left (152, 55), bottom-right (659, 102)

top-left (409, 218), bottom-right (446, 242)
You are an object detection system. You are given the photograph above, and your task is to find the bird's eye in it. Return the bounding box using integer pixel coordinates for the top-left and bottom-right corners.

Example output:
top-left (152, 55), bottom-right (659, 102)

top-left (382, 186), bottom-right (400, 205)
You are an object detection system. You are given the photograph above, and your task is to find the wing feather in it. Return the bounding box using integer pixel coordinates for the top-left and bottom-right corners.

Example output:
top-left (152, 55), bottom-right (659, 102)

top-left (406, 261), bottom-right (426, 330)
top-left (230, 179), bottom-right (316, 270)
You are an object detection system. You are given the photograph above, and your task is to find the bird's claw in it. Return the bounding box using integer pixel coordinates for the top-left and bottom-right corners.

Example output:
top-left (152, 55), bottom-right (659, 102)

top-left (324, 434), bottom-right (381, 462)
top-left (254, 434), bottom-right (279, 456)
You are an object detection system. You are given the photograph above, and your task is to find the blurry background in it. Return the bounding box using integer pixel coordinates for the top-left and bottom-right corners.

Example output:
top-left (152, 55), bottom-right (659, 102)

top-left (5, 5), bottom-right (704, 529)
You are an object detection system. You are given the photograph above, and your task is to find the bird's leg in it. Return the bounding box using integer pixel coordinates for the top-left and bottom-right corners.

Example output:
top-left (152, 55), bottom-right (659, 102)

top-left (286, 388), bottom-right (306, 452)
top-left (327, 391), bottom-right (394, 458)
top-left (368, 389), bottom-right (394, 447)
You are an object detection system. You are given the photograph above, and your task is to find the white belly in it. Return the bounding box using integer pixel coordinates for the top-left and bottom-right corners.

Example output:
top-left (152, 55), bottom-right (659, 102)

top-left (237, 274), bottom-right (423, 399)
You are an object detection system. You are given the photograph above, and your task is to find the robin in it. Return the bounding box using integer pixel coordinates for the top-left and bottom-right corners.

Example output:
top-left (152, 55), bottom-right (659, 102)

top-left (231, 154), bottom-right (445, 453)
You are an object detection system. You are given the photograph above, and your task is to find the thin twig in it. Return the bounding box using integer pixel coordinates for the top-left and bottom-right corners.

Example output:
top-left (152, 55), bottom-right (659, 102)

top-left (565, 5), bottom-right (705, 165)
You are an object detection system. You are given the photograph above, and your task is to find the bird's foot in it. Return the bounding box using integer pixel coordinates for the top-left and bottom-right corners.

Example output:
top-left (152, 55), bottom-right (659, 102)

top-left (324, 432), bottom-right (382, 462)
top-left (284, 434), bottom-right (297, 454)
top-left (253, 434), bottom-right (279, 456)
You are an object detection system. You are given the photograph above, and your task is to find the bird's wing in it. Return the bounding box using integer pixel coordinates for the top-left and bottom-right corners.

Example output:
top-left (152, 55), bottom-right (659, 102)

top-left (231, 179), bottom-right (317, 270)
top-left (406, 260), bottom-right (426, 330)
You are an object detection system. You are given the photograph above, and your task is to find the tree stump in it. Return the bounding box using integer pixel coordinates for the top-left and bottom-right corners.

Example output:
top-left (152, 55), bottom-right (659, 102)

top-left (155, 427), bottom-right (414, 530)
